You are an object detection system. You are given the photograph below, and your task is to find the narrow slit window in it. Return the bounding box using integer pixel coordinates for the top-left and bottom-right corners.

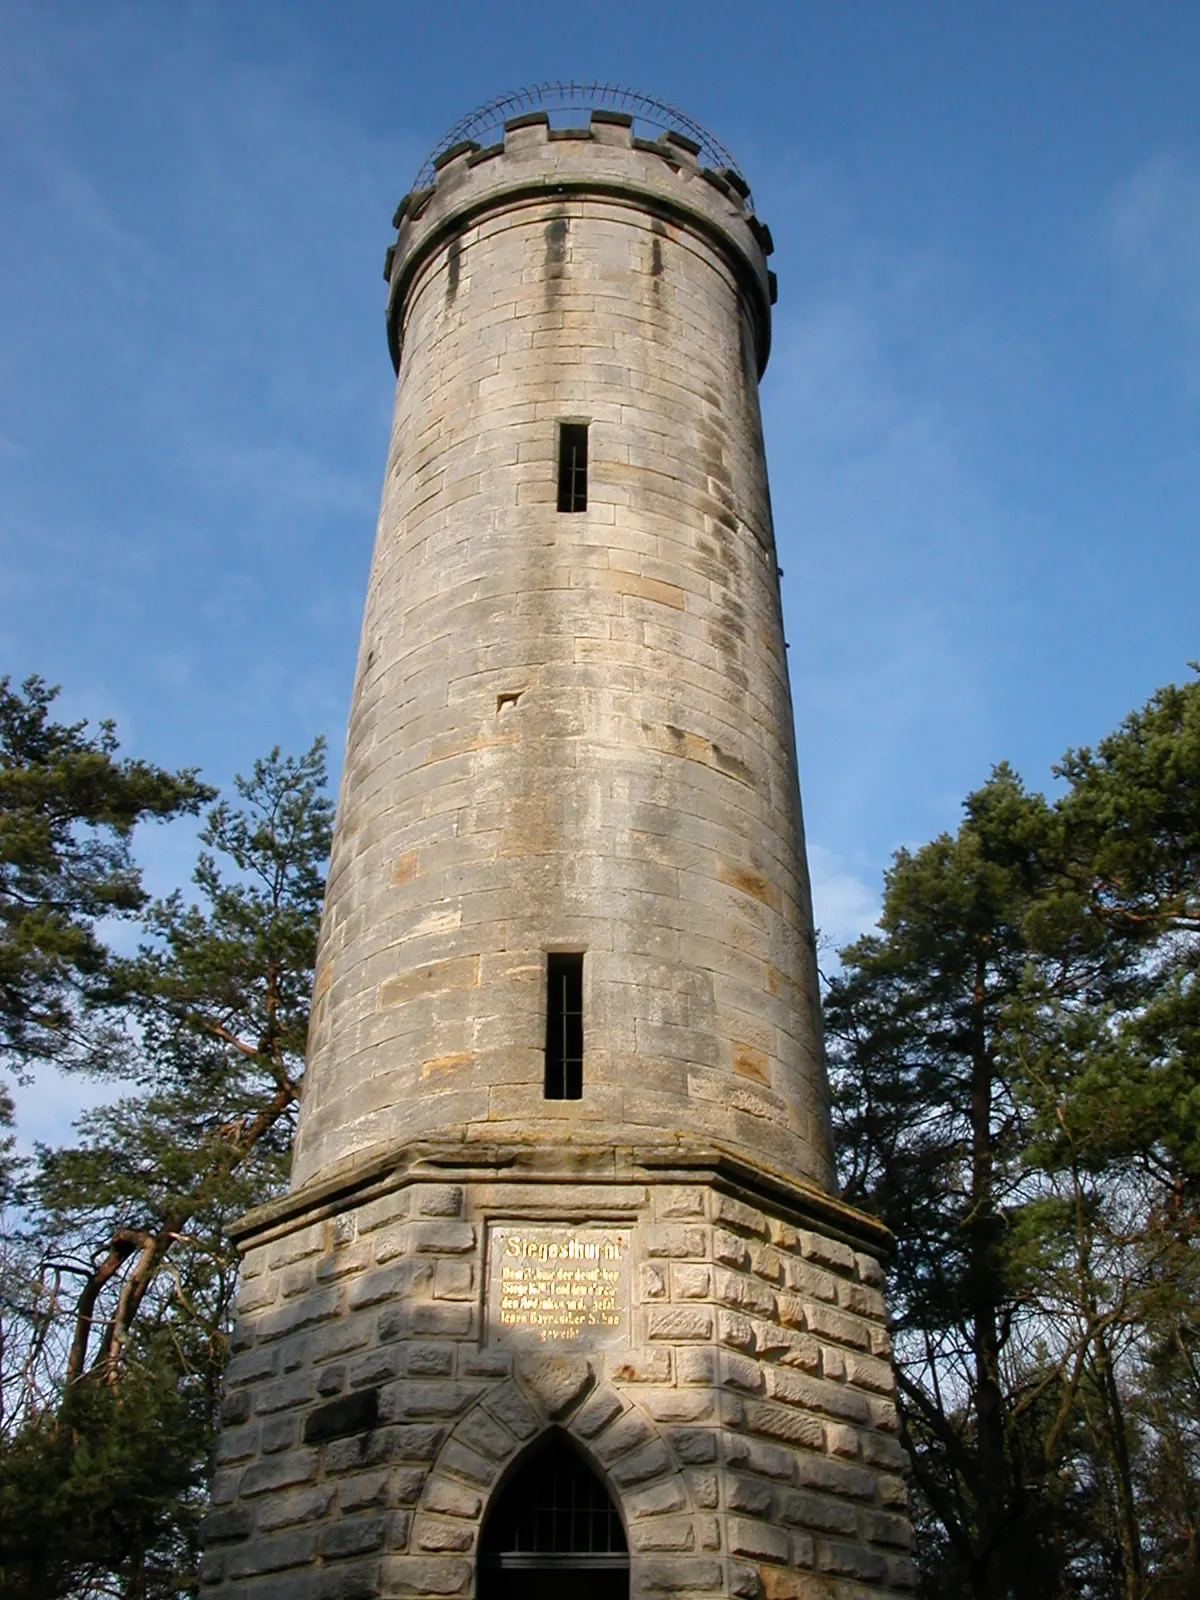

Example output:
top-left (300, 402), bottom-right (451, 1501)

top-left (557, 422), bottom-right (588, 513)
top-left (544, 953), bottom-right (584, 1099)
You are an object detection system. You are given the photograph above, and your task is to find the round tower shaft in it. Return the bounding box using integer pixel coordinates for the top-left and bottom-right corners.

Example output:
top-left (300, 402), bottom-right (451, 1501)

top-left (294, 109), bottom-right (831, 1196)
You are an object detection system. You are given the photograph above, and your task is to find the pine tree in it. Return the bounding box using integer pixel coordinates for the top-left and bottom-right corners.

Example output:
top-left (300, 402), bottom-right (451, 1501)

top-left (0, 676), bottom-right (209, 1074)
top-left (827, 674), bottom-right (1200, 1600)
top-left (826, 767), bottom-right (1080, 1599)
top-left (0, 741), bottom-right (331, 1598)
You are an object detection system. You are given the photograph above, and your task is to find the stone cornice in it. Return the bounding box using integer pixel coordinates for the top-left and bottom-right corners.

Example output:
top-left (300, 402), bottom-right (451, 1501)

top-left (232, 1135), bottom-right (893, 1262)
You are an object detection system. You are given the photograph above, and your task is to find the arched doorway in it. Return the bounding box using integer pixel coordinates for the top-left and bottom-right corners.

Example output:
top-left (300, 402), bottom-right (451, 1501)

top-left (477, 1432), bottom-right (630, 1599)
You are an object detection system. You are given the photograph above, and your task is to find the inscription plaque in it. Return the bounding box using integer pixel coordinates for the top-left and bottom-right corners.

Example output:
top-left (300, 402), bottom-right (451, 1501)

top-left (485, 1223), bottom-right (632, 1347)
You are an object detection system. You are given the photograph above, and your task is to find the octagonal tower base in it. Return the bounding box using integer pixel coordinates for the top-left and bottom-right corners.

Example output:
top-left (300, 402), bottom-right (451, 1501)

top-left (201, 1142), bottom-right (912, 1599)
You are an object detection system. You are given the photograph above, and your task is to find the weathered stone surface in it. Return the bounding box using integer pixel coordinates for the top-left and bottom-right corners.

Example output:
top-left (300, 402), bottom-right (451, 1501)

top-left (380, 1555), bottom-right (472, 1595)
top-left (648, 1305), bottom-right (714, 1342)
top-left (423, 1477), bottom-right (482, 1520)
top-left (656, 1187), bottom-right (707, 1219)
top-left (238, 1450), bottom-right (318, 1497)
top-left (317, 1514), bottom-right (389, 1558)
top-left (202, 1503), bottom-right (255, 1543)
top-left (302, 1389), bottom-right (380, 1444)
top-left (289, 112), bottom-right (828, 1198)
top-left (201, 104), bottom-right (914, 1600)
top-left (646, 1225), bottom-right (709, 1259)
top-left (197, 1164), bottom-right (907, 1582)
top-left (225, 1528), bottom-right (319, 1578)
top-left (729, 1516), bottom-right (789, 1561)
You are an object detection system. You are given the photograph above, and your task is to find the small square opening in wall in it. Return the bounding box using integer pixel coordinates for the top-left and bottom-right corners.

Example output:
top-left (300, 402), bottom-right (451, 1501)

top-left (557, 422), bottom-right (589, 513)
top-left (544, 952), bottom-right (584, 1099)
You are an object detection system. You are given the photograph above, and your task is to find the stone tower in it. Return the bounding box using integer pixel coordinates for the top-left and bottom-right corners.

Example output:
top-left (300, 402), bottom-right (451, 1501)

top-left (201, 88), bottom-right (914, 1600)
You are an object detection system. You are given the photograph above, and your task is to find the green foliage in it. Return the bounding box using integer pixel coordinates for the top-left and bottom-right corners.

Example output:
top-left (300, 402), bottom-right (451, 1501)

top-left (828, 673), bottom-right (1200, 1600)
top-left (0, 1349), bottom-right (209, 1599)
top-left (1130, 1323), bottom-right (1200, 1595)
top-left (828, 767), bottom-right (1074, 1597)
top-left (0, 730), bottom-right (331, 1598)
top-left (129, 739), bottom-right (332, 1090)
top-left (0, 676), bottom-right (209, 1072)
top-left (1040, 675), bottom-right (1200, 1187)
top-left (4, 662), bottom-right (1198, 1600)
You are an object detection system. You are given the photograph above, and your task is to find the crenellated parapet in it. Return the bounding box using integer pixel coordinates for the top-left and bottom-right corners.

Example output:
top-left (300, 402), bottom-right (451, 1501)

top-left (383, 109), bottom-right (778, 377)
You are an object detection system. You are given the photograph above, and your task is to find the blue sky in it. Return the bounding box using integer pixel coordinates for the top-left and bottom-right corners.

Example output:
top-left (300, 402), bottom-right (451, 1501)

top-left (4, 3), bottom-right (1199, 1140)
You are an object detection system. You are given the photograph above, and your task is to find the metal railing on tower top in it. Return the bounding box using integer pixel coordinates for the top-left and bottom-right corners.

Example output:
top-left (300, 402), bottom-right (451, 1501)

top-left (413, 81), bottom-right (749, 196)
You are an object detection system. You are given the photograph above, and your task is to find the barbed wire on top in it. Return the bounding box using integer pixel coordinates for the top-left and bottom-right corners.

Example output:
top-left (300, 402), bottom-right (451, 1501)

top-left (413, 82), bottom-right (749, 197)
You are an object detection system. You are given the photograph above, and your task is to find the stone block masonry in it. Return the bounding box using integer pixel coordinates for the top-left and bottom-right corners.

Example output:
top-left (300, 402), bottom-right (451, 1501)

top-left (202, 96), bottom-right (914, 1597)
top-left (293, 110), bottom-right (830, 1197)
top-left (201, 1153), bottom-right (913, 1599)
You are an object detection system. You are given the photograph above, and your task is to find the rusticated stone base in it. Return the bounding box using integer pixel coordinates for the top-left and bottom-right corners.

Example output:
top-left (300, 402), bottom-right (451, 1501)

top-left (200, 1142), bottom-right (914, 1599)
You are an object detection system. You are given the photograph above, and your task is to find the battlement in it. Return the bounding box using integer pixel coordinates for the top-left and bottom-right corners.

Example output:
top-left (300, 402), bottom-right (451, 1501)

top-left (383, 108), bottom-right (778, 376)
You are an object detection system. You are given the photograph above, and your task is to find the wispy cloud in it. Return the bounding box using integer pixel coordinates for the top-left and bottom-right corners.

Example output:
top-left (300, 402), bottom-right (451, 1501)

top-left (1105, 154), bottom-right (1200, 301)
top-left (0, 9), bottom-right (417, 788)
top-left (189, 437), bottom-right (376, 529)
top-left (1102, 153), bottom-right (1200, 373)
top-left (808, 843), bottom-right (880, 954)
top-left (761, 169), bottom-right (1023, 865)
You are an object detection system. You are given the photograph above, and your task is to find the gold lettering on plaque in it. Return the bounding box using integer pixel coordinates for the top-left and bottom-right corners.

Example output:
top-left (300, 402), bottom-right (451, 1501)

top-left (494, 1230), bottom-right (629, 1343)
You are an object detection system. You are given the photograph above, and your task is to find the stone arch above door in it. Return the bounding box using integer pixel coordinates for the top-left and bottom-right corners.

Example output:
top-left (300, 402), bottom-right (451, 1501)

top-left (395, 1353), bottom-right (727, 1598)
